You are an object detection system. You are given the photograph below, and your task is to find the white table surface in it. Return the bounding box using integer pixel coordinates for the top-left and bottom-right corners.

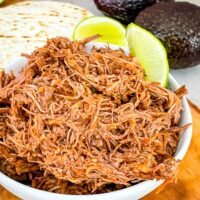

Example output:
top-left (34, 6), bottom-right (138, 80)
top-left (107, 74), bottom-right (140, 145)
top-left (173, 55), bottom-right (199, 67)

top-left (45, 0), bottom-right (200, 106)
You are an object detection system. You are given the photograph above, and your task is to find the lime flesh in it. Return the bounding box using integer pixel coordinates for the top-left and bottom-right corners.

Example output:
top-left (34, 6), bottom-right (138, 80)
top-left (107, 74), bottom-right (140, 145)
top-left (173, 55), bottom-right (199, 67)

top-left (73, 16), bottom-right (127, 47)
top-left (0, 0), bottom-right (4, 4)
top-left (126, 23), bottom-right (169, 87)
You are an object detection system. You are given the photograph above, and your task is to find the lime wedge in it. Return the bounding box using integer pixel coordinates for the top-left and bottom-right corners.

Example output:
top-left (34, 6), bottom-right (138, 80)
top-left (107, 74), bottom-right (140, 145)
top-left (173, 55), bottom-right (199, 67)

top-left (73, 16), bottom-right (127, 47)
top-left (126, 23), bottom-right (169, 87)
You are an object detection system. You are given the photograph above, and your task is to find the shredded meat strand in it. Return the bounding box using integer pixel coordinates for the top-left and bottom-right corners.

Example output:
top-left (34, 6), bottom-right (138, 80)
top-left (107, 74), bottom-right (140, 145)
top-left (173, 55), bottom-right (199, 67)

top-left (0, 37), bottom-right (189, 194)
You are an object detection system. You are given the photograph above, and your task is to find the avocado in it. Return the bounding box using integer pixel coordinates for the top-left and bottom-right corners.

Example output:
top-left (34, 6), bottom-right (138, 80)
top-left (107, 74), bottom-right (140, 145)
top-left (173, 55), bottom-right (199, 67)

top-left (94, 0), bottom-right (174, 24)
top-left (135, 2), bottom-right (200, 69)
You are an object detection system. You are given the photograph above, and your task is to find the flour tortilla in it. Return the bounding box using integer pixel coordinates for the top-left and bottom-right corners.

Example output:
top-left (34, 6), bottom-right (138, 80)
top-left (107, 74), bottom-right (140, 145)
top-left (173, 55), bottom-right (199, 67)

top-left (0, 1), bottom-right (93, 68)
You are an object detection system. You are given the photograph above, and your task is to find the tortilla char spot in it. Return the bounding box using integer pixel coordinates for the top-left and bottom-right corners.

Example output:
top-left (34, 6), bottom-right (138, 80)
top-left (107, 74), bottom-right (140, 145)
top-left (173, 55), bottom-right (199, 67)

top-left (0, 35), bottom-right (14, 38)
top-left (22, 17), bottom-right (31, 19)
top-left (21, 36), bottom-right (31, 39)
top-left (38, 21), bottom-right (47, 27)
top-left (81, 10), bottom-right (87, 15)
top-left (35, 31), bottom-right (48, 38)
top-left (50, 11), bottom-right (59, 16)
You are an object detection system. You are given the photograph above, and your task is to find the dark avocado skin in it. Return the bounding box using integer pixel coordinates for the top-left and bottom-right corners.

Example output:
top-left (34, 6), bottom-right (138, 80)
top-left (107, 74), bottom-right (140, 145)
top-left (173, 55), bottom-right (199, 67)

top-left (94, 0), bottom-right (174, 24)
top-left (135, 2), bottom-right (200, 69)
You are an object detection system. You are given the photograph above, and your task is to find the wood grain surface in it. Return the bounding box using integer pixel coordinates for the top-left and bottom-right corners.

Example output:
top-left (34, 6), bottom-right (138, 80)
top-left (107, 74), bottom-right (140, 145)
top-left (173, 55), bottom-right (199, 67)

top-left (0, 100), bottom-right (199, 200)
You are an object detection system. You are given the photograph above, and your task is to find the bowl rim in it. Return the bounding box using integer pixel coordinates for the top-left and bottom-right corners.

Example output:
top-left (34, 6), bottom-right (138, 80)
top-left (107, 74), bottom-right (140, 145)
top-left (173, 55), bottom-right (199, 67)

top-left (0, 44), bottom-right (192, 199)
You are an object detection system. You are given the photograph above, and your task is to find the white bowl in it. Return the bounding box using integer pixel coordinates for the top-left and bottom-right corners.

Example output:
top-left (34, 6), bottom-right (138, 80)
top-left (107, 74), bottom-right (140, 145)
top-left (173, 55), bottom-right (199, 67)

top-left (0, 43), bottom-right (192, 200)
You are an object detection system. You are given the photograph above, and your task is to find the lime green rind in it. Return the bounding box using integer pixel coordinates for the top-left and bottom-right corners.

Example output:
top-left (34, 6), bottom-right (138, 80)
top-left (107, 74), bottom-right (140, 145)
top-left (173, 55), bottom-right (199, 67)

top-left (126, 23), bottom-right (169, 87)
top-left (73, 16), bottom-right (127, 47)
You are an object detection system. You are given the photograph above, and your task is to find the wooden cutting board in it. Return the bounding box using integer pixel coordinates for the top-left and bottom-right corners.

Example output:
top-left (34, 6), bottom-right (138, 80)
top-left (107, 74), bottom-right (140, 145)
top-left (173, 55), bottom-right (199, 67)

top-left (0, 100), bottom-right (200, 200)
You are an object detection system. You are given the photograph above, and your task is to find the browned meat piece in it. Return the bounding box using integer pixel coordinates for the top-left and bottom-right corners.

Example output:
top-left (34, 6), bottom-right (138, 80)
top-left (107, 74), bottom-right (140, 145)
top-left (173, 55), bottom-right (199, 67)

top-left (0, 36), bottom-right (189, 194)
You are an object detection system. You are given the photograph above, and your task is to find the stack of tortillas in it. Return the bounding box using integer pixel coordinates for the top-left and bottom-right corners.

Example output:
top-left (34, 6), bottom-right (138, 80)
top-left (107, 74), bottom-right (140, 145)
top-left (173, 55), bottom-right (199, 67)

top-left (0, 1), bottom-right (92, 68)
